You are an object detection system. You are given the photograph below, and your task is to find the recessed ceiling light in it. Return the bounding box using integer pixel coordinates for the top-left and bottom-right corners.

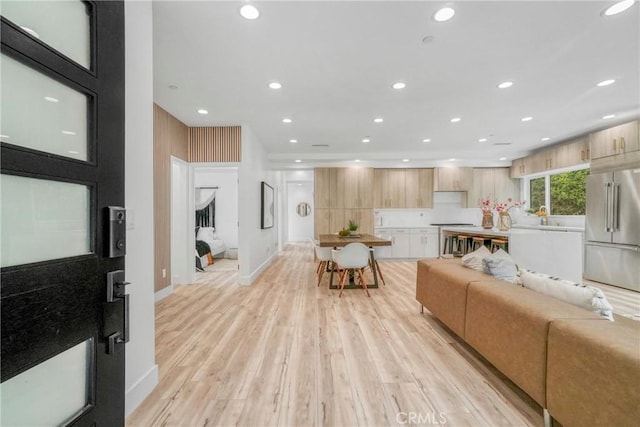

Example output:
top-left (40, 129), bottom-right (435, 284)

top-left (392, 82), bottom-right (406, 90)
top-left (374, 118), bottom-right (384, 123)
top-left (68, 150), bottom-right (79, 154)
top-left (354, 159), bottom-right (361, 163)
top-left (603, 0), bottom-right (636, 16)
top-left (44, 96), bottom-right (59, 103)
top-left (478, 138), bottom-right (487, 142)
top-left (168, 85), bottom-right (178, 90)
top-left (402, 159), bottom-right (410, 163)
top-left (294, 159), bottom-right (302, 163)
top-left (422, 138), bottom-right (431, 143)
top-left (541, 137), bottom-right (551, 141)
top-left (240, 4), bottom-right (260, 20)
top-left (197, 109), bottom-right (208, 115)
top-left (362, 138), bottom-right (370, 143)
top-left (597, 79), bottom-right (616, 87)
top-left (289, 139), bottom-right (298, 143)
top-left (450, 117), bottom-right (461, 123)
top-left (282, 118), bottom-right (292, 123)
top-left (602, 114), bottom-right (616, 119)
top-left (521, 116), bottom-right (533, 122)
top-left (499, 157), bottom-right (507, 161)
top-left (61, 130), bottom-right (76, 135)
top-left (448, 158), bottom-right (456, 161)
top-left (269, 82), bottom-right (282, 89)
top-left (497, 81), bottom-right (513, 89)
top-left (434, 7), bottom-right (455, 22)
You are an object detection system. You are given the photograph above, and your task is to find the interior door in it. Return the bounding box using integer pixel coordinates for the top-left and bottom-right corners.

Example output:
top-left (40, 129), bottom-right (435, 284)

top-left (1, 1), bottom-right (126, 425)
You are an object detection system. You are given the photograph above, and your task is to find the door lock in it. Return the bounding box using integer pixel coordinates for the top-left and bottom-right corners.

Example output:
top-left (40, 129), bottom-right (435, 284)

top-left (106, 270), bottom-right (130, 354)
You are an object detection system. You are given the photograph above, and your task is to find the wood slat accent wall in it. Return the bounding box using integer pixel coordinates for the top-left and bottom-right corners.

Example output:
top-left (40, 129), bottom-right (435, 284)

top-left (188, 126), bottom-right (241, 163)
top-left (153, 104), bottom-right (188, 292)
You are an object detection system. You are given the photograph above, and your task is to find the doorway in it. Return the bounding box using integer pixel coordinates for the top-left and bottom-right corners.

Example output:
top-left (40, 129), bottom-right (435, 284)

top-left (287, 181), bottom-right (314, 242)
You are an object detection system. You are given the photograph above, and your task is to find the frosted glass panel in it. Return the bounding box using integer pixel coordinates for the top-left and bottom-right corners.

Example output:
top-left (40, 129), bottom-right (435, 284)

top-left (0, 54), bottom-right (89, 161)
top-left (0, 339), bottom-right (92, 426)
top-left (0, 0), bottom-right (91, 68)
top-left (1, 174), bottom-right (91, 267)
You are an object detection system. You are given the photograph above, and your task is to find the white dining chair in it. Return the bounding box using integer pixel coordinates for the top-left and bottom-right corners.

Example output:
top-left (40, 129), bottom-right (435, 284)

top-left (314, 243), bottom-right (334, 286)
top-left (331, 242), bottom-right (371, 297)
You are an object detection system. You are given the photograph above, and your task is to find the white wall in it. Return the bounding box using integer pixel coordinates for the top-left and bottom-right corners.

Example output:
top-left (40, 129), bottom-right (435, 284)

top-left (124, 0), bottom-right (157, 417)
top-left (287, 182), bottom-right (314, 242)
top-left (171, 157), bottom-right (190, 285)
top-left (238, 126), bottom-right (279, 284)
top-left (194, 167), bottom-right (239, 248)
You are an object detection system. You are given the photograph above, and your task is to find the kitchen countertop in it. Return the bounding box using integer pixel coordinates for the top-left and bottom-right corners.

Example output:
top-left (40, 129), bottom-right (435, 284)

top-left (440, 226), bottom-right (583, 237)
top-left (374, 226), bottom-right (440, 230)
top-left (511, 224), bottom-right (585, 232)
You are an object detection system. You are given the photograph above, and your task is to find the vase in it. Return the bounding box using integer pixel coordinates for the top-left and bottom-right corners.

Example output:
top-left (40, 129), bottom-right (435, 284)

top-left (482, 212), bottom-right (494, 229)
top-left (498, 212), bottom-right (512, 231)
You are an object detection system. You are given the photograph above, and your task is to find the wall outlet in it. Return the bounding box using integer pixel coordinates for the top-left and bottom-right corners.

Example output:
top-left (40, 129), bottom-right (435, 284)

top-left (162, 268), bottom-right (166, 278)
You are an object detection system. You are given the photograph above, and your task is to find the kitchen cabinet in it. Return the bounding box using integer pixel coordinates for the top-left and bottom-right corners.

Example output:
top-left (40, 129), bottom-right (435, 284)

top-left (344, 167), bottom-right (373, 208)
top-left (434, 167), bottom-right (472, 191)
top-left (314, 208), bottom-right (346, 238)
top-left (314, 167), bottom-right (344, 208)
top-left (405, 169), bottom-right (434, 208)
top-left (344, 208), bottom-right (373, 235)
top-left (590, 120), bottom-right (639, 160)
top-left (375, 169), bottom-right (406, 208)
top-left (468, 168), bottom-right (520, 206)
top-left (554, 137), bottom-right (590, 168)
top-left (374, 227), bottom-right (439, 258)
top-left (510, 158), bottom-right (526, 178)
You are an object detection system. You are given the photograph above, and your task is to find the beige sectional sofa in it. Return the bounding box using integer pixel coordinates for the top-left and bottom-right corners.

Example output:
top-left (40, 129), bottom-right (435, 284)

top-left (416, 258), bottom-right (640, 427)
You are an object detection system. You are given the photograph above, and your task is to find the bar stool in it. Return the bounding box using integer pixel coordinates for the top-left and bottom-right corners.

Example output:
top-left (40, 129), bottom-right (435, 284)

top-left (455, 235), bottom-right (471, 254)
top-left (490, 238), bottom-right (509, 253)
top-left (471, 236), bottom-right (488, 251)
top-left (443, 234), bottom-right (459, 255)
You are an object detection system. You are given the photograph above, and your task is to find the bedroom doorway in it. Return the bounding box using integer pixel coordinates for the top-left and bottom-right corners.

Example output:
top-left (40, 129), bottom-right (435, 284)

top-left (193, 166), bottom-right (239, 277)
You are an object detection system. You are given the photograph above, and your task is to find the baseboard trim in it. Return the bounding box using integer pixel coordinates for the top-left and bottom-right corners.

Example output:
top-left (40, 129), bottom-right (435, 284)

top-left (238, 251), bottom-right (279, 286)
top-left (125, 364), bottom-right (158, 417)
top-left (154, 284), bottom-right (173, 302)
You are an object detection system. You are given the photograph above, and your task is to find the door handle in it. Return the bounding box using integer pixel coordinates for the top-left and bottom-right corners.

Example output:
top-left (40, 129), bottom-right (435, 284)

top-left (621, 137), bottom-right (626, 151)
top-left (612, 184), bottom-right (619, 231)
top-left (604, 183), bottom-right (610, 232)
top-left (106, 270), bottom-right (130, 354)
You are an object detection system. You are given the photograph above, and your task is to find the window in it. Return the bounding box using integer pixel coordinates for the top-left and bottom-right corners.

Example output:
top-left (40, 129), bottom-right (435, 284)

top-left (525, 166), bottom-right (589, 215)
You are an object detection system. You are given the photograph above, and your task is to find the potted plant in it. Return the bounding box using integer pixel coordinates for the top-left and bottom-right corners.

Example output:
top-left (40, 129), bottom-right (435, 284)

top-left (347, 220), bottom-right (359, 235)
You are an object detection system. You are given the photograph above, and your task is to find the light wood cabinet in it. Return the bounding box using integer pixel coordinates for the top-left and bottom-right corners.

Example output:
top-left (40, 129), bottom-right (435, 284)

top-left (344, 168), bottom-right (373, 208)
top-left (510, 158), bottom-right (526, 178)
top-left (314, 168), bottom-right (344, 208)
top-left (553, 137), bottom-right (590, 169)
top-left (314, 168), bottom-right (331, 208)
top-left (405, 169), bottom-right (434, 208)
top-left (434, 167), bottom-right (472, 191)
top-left (375, 169), bottom-right (406, 208)
top-left (344, 208), bottom-right (373, 235)
top-left (469, 168), bottom-right (520, 207)
top-left (590, 120), bottom-right (639, 160)
top-left (314, 208), bottom-right (348, 238)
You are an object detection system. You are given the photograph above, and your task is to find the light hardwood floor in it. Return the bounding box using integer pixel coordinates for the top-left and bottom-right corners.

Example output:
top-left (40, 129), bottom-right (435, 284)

top-left (128, 242), bottom-right (550, 426)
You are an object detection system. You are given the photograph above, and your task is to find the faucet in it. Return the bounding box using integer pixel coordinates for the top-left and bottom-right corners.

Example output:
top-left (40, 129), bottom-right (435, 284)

top-left (538, 206), bottom-right (548, 225)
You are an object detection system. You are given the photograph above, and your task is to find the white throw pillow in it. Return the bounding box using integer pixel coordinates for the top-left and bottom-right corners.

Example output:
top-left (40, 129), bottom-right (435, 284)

top-left (520, 269), bottom-right (614, 321)
top-left (461, 245), bottom-right (491, 272)
top-left (482, 249), bottom-right (519, 284)
top-left (197, 227), bottom-right (216, 241)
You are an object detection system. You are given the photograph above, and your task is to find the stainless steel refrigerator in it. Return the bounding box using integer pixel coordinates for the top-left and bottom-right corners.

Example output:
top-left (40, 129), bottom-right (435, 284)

top-left (585, 169), bottom-right (640, 291)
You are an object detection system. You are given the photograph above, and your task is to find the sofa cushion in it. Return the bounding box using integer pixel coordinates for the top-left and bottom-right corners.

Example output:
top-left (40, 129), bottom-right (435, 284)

top-left (464, 280), bottom-right (604, 407)
top-left (482, 249), bottom-right (518, 284)
top-left (547, 318), bottom-right (640, 427)
top-left (520, 269), bottom-right (614, 321)
top-left (461, 246), bottom-right (491, 272)
top-left (416, 259), bottom-right (496, 338)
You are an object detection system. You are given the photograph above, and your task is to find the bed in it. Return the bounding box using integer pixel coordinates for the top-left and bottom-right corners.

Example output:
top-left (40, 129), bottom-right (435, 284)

top-left (195, 227), bottom-right (226, 271)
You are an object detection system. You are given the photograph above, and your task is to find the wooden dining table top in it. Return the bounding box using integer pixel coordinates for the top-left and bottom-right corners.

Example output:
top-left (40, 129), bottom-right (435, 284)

top-left (318, 233), bottom-right (392, 247)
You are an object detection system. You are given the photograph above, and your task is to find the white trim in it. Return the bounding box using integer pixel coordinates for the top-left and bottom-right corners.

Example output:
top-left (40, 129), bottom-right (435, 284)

top-left (125, 364), bottom-right (158, 417)
top-left (154, 284), bottom-right (173, 302)
top-left (238, 250), bottom-right (280, 285)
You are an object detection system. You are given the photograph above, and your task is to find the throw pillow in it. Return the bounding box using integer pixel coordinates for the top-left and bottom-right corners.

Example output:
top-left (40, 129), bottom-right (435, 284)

top-left (197, 227), bottom-right (216, 241)
top-left (461, 245), bottom-right (491, 272)
top-left (520, 269), bottom-right (614, 321)
top-left (482, 249), bottom-right (519, 284)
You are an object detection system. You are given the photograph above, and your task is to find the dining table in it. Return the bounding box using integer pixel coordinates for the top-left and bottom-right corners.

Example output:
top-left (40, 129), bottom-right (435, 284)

top-left (318, 233), bottom-right (392, 289)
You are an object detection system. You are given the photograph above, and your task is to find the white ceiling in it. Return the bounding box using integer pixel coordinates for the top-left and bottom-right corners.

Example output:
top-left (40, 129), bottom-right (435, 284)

top-left (153, 1), bottom-right (640, 170)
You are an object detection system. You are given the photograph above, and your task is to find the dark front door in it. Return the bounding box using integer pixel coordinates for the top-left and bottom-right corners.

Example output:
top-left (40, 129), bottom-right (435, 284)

top-left (1, 1), bottom-right (126, 425)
